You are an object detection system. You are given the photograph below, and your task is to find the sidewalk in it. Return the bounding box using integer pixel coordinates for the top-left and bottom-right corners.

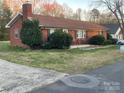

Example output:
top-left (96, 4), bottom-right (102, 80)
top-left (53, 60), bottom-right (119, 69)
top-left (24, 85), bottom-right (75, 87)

top-left (70, 44), bottom-right (91, 49)
top-left (70, 45), bottom-right (115, 50)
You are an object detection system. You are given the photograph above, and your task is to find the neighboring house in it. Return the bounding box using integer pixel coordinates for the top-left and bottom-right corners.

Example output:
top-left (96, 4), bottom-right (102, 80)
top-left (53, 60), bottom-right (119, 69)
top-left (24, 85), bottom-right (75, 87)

top-left (103, 24), bottom-right (123, 40)
top-left (6, 2), bottom-right (108, 48)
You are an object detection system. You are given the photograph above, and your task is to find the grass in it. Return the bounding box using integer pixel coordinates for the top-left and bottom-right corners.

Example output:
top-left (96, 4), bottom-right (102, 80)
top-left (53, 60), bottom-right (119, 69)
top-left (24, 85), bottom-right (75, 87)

top-left (0, 41), bottom-right (124, 74)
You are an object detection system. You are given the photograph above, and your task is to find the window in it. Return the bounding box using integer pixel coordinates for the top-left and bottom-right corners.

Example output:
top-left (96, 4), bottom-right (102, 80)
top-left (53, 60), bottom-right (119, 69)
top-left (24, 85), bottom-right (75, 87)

top-left (77, 30), bottom-right (86, 38)
top-left (49, 29), bottom-right (55, 34)
top-left (63, 29), bottom-right (68, 33)
top-left (98, 31), bottom-right (103, 35)
top-left (14, 30), bottom-right (20, 39)
top-left (77, 30), bottom-right (83, 38)
top-left (83, 30), bottom-right (86, 38)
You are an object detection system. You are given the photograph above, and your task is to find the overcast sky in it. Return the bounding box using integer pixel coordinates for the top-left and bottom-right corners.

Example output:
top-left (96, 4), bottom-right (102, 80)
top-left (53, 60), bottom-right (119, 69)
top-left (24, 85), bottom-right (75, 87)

top-left (57, 0), bottom-right (95, 11)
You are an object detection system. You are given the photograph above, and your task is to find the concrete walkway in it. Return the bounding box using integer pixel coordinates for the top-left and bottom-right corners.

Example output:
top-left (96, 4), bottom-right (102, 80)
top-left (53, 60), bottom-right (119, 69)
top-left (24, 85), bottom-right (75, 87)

top-left (0, 59), bottom-right (66, 93)
top-left (70, 45), bottom-right (114, 50)
top-left (70, 45), bottom-right (91, 49)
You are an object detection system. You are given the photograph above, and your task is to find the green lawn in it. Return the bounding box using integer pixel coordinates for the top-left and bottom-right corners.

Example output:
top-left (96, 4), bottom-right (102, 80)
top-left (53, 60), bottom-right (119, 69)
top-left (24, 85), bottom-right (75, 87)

top-left (0, 41), bottom-right (124, 74)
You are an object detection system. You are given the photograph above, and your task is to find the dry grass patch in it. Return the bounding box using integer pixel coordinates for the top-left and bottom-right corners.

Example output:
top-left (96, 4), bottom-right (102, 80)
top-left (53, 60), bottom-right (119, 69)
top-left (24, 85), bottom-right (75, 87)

top-left (0, 41), bottom-right (124, 74)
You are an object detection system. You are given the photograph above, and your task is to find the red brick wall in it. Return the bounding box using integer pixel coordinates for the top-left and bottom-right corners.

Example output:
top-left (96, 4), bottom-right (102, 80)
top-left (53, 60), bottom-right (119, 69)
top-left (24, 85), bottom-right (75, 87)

top-left (87, 31), bottom-right (97, 38)
top-left (42, 29), bottom-right (49, 42)
top-left (22, 3), bottom-right (32, 20)
top-left (68, 30), bottom-right (76, 44)
top-left (87, 30), bottom-right (107, 40)
top-left (103, 31), bottom-right (107, 40)
top-left (9, 18), bottom-right (28, 48)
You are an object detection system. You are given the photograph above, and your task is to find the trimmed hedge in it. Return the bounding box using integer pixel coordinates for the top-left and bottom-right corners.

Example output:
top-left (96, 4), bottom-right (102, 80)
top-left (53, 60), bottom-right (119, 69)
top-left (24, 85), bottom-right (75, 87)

top-left (88, 35), bottom-right (105, 45)
top-left (103, 40), bottom-right (112, 45)
top-left (20, 19), bottom-right (42, 49)
top-left (47, 29), bottom-right (73, 49)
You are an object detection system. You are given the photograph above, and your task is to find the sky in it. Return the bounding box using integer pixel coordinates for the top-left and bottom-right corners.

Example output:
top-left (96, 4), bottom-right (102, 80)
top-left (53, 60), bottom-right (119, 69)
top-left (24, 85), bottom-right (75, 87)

top-left (57, 0), bottom-right (94, 11)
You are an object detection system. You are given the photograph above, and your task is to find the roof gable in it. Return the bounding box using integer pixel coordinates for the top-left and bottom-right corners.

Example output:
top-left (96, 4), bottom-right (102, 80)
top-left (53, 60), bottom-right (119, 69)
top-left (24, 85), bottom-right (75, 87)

top-left (103, 24), bottom-right (119, 34)
top-left (5, 13), bottom-right (23, 28)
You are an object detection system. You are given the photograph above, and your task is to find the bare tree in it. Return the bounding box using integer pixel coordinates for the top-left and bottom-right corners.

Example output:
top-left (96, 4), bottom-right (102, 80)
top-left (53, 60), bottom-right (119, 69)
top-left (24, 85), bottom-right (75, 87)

top-left (76, 8), bottom-right (82, 20)
top-left (90, 8), bottom-right (100, 22)
top-left (62, 3), bottom-right (73, 19)
top-left (97, 0), bottom-right (124, 39)
top-left (98, 12), bottom-right (117, 24)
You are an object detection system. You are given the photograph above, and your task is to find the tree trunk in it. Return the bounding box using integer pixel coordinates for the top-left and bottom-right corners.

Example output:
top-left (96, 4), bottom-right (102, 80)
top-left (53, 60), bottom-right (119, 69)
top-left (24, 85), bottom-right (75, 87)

top-left (121, 28), bottom-right (124, 40)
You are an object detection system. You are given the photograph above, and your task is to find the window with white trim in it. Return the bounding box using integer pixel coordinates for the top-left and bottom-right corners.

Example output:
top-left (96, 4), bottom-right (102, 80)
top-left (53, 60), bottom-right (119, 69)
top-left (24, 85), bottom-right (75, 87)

top-left (83, 30), bottom-right (86, 38)
top-left (63, 29), bottom-right (68, 33)
top-left (49, 29), bottom-right (55, 34)
top-left (77, 30), bottom-right (86, 38)
top-left (98, 31), bottom-right (103, 35)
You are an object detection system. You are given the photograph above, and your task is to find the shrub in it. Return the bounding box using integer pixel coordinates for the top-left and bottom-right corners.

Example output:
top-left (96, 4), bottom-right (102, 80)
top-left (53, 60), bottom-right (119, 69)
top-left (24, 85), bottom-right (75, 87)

top-left (106, 33), bottom-right (117, 45)
top-left (20, 19), bottom-right (42, 49)
top-left (111, 38), bottom-right (118, 44)
top-left (88, 35), bottom-right (105, 45)
top-left (103, 40), bottom-right (112, 45)
top-left (48, 29), bottom-right (73, 49)
top-left (103, 39), bottom-right (117, 45)
top-left (42, 42), bottom-right (52, 49)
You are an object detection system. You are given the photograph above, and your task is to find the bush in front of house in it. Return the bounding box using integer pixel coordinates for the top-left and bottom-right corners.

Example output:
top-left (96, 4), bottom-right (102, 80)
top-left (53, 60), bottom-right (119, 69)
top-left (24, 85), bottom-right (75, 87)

top-left (20, 19), bottom-right (42, 49)
top-left (88, 35), bottom-right (105, 45)
top-left (103, 40), bottom-right (112, 45)
top-left (42, 42), bottom-right (52, 49)
top-left (103, 33), bottom-right (118, 45)
top-left (110, 38), bottom-right (118, 44)
top-left (48, 29), bottom-right (73, 49)
top-left (103, 38), bottom-right (118, 45)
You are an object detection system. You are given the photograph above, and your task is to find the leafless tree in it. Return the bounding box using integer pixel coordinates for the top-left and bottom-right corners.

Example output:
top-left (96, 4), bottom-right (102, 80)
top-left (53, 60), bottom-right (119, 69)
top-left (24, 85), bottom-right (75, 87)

top-left (96, 0), bottom-right (124, 39)
top-left (62, 3), bottom-right (73, 19)
top-left (90, 8), bottom-right (100, 22)
top-left (76, 8), bottom-right (82, 20)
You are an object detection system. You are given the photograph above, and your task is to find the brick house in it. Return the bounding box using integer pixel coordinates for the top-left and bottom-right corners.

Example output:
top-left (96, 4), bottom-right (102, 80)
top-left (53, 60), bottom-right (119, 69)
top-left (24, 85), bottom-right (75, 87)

top-left (6, 2), bottom-right (108, 48)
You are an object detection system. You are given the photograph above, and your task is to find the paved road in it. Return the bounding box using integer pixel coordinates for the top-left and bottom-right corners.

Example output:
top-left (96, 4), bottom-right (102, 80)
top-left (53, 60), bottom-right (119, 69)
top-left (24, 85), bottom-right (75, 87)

top-left (30, 59), bottom-right (124, 93)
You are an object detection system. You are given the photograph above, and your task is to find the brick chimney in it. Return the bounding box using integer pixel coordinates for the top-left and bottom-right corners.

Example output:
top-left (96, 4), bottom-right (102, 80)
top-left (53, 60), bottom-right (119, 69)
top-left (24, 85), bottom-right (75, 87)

top-left (22, 1), bottom-right (32, 20)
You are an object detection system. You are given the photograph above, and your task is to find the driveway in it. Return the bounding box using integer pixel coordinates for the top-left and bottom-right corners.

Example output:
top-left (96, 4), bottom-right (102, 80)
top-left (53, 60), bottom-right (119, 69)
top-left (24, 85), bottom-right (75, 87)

top-left (30, 59), bottom-right (124, 93)
top-left (0, 59), bottom-right (66, 93)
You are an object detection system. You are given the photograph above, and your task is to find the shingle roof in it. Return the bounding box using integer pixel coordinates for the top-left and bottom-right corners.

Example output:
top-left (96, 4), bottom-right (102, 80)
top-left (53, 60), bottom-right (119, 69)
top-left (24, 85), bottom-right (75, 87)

top-left (6, 13), bottom-right (107, 31)
top-left (33, 14), bottom-right (107, 31)
top-left (103, 24), bottom-right (119, 34)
